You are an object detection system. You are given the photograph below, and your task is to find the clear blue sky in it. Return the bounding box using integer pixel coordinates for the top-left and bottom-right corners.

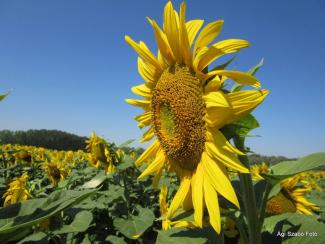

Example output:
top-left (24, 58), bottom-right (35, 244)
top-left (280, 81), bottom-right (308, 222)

top-left (1, 0), bottom-right (324, 157)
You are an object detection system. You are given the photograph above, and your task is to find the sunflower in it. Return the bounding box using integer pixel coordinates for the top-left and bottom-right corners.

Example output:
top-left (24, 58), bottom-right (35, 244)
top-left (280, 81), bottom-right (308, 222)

top-left (44, 160), bottom-right (70, 186)
top-left (266, 176), bottom-right (319, 216)
top-left (86, 132), bottom-right (116, 173)
top-left (250, 162), bottom-right (270, 181)
top-left (3, 172), bottom-right (31, 206)
top-left (125, 1), bottom-right (268, 233)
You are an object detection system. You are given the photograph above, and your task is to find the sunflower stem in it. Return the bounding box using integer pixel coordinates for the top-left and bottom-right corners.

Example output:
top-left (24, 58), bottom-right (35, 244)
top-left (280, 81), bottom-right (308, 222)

top-left (257, 183), bottom-right (272, 232)
top-left (234, 138), bottom-right (260, 244)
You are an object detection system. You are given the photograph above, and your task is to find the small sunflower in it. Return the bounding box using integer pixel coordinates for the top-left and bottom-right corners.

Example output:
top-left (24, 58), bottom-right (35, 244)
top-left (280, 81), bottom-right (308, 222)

top-left (44, 160), bottom-right (70, 186)
top-left (125, 1), bottom-right (268, 233)
top-left (86, 132), bottom-right (116, 173)
top-left (3, 172), bottom-right (31, 206)
top-left (266, 176), bottom-right (319, 216)
top-left (251, 162), bottom-right (270, 181)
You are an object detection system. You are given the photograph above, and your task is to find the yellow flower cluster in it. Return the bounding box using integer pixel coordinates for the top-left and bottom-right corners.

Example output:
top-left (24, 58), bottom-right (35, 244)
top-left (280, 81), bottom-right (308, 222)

top-left (3, 172), bottom-right (31, 207)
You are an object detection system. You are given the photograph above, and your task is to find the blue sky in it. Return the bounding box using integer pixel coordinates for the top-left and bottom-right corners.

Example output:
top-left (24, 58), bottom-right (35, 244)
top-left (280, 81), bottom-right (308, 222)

top-left (0, 0), bottom-right (324, 157)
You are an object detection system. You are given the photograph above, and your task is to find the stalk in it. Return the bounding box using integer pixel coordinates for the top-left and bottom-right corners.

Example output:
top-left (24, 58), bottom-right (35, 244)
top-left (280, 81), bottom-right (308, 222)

top-left (234, 137), bottom-right (260, 244)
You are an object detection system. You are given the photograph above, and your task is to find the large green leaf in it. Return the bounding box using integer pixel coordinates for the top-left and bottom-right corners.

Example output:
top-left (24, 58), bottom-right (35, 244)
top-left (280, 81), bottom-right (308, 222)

top-left (271, 153), bottom-right (325, 176)
top-left (262, 213), bottom-right (325, 244)
top-left (156, 227), bottom-right (218, 244)
top-left (54, 210), bottom-right (93, 234)
top-left (105, 235), bottom-right (127, 244)
top-left (113, 207), bottom-right (154, 239)
top-left (17, 232), bottom-right (47, 244)
top-left (80, 171), bottom-right (110, 189)
top-left (0, 189), bottom-right (96, 238)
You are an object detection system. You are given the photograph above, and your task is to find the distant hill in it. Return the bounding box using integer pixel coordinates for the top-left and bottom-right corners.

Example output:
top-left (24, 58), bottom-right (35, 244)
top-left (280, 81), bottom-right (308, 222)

top-left (247, 153), bottom-right (296, 166)
top-left (0, 129), bottom-right (87, 151)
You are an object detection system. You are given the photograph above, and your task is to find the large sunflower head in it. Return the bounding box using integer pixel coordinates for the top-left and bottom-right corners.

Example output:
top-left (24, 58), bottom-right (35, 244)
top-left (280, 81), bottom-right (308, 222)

top-left (266, 176), bottom-right (319, 216)
top-left (3, 172), bottom-right (31, 207)
top-left (125, 1), bottom-right (268, 233)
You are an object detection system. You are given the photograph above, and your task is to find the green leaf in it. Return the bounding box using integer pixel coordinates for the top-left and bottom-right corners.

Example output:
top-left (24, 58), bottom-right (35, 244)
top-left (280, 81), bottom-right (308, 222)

top-left (54, 211), bottom-right (93, 234)
top-left (221, 114), bottom-right (259, 140)
top-left (263, 213), bottom-right (325, 244)
top-left (271, 153), bottom-right (325, 176)
top-left (17, 232), bottom-right (47, 244)
top-left (156, 227), bottom-right (218, 244)
top-left (0, 189), bottom-right (96, 237)
top-left (113, 207), bottom-right (154, 239)
top-left (210, 55), bottom-right (237, 72)
top-left (119, 139), bottom-right (136, 148)
top-left (80, 171), bottom-right (110, 189)
top-left (117, 155), bottom-right (134, 171)
top-left (0, 92), bottom-right (10, 101)
top-left (105, 235), bottom-right (127, 244)
top-left (248, 58), bottom-right (264, 76)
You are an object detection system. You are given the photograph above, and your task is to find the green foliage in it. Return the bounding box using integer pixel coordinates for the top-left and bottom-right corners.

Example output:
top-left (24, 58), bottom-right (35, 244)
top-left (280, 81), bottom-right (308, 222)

top-left (0, 92), bottom-right (9, 102)
top-left (263, 213), bottom-right (325, 244)
top-left (0, 142), bottom-right (324, 243)
top-left (113, 207), bottom-right (155, 239)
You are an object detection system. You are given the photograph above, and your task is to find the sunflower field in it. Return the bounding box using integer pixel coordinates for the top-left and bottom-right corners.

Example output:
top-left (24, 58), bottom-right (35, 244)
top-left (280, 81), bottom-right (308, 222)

top-left (1, 1), bottom-right (325, 244)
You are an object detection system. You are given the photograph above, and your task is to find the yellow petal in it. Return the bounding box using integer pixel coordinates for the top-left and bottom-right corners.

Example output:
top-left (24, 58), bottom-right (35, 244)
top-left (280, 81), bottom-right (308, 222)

top-left (134, 111), bottom-right (152, 128)
top-left (205, 105), bottom-right (232, 128)
top-left (203, 174), bottom-right (221, 233)
top-left (208, 70), bottom-right (261, 88)
top-left (195, 39), bottom-right (250, 71)
top-left (138, 149), bottom-right (165, 179)
top-left (137, 58), bottom-right (157, 84)
top-left (204, 76), bottom-right (222, 93)
top-left (164, 1), bottom-right (181, 63)
top-left (153, 166), bottom-right (163, 189)
top-left (193, 20), bottom-right (224, 56)
top-left (159, 185), bottom-right (168, 215)
top-left (192, 162), bottom-right (204, 227)
top-left (202, 152), bottom-right (239, 208)
top-left (207, 129), bottom-right (245, 156)
top-left (140, 126), bottom-right (155, 143)
top-left (186, 19), bottom-right (204, 47)
top-left (172, 220), bottom-right (198, 228)
top-left (135, 140), bottom-right (160, 166)
top-left (147, 17), bottom-right (175, 64)
top-left (205, 141), bottom-right (248, 173)
top-left (125, 35), bottom-right (162, 71)
top-left (179, 2), bottom-right (192, 66)
top-left (125, 99), bottom-right (150, 111)
top-left (224, 89), bottom-right (269, 124)
top-left (167, 177), bottom-right (191, 219)
top-left (182, 188), bottom-right (193, 211)
top-left (203, 90), bottom-right (229, 108)
top-left (131, 84), bottom-right (152, 98)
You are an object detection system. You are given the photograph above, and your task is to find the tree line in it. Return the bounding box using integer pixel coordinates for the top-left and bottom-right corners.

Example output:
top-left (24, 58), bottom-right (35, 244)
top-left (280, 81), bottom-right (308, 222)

top-left (0, 129), bottom-right (87, 151)
top-left (0, 129), bottom-right (295, 165)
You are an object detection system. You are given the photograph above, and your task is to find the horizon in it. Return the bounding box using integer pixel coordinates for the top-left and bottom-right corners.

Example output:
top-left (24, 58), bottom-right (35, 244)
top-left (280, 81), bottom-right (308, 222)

top-left (1, 0), bottom-right (325, 158)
